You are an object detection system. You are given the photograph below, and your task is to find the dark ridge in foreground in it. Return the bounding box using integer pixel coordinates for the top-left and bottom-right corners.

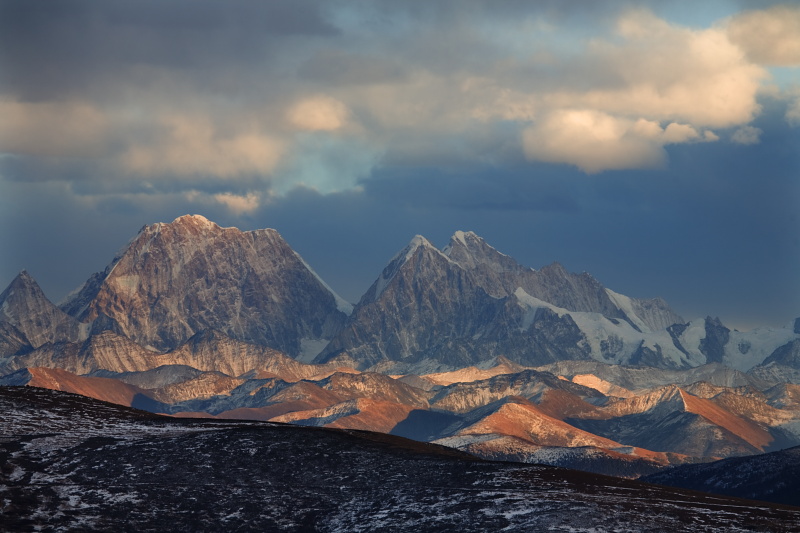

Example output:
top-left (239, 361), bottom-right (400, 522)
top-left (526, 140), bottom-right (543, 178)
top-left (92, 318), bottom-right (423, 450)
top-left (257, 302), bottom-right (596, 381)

top-left (643, 445), bottom-right (800, 507)
top-left (2, 387), bottom-right (799, 532)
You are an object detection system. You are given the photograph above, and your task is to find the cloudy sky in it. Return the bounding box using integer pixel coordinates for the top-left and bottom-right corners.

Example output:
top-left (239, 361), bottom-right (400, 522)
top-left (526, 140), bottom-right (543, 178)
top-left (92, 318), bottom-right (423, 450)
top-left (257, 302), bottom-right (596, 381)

top-left (1, 0), bottom-right (798, 329)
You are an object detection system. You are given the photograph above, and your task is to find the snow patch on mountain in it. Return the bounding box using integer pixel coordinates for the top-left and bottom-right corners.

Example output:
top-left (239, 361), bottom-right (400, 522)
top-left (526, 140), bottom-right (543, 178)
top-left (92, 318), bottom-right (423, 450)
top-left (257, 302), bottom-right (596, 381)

top-left (605, 289), bottom-right (651, 332)
top-left (514, 288), bottom-right (701, 368)
top-left (725, 326), bottom-right (798, 372)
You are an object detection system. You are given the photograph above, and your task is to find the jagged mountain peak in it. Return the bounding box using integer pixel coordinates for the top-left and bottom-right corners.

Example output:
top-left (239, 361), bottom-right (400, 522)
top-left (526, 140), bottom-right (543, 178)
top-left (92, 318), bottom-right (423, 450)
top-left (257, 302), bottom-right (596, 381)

top-left (321, 230), bottom-right (692, 370)
top-left (402, 234), bottom-right (437, 258)
top-left (12, 269), bottom-right (34, 282)
top-left (444, 230), bottom-right (486, 253)
top-left (58, 215), bottom-right (350, 355)
top-left (4, 269), bottom-right (40, 293)
top-left (141, 214), bottom-right (242, 238)
top-left (361, 233), bottom-right (452, 304)
top-left (443, 230), bottom-right (524, 276)
top-left (0, 270), bottom-right (84, 349)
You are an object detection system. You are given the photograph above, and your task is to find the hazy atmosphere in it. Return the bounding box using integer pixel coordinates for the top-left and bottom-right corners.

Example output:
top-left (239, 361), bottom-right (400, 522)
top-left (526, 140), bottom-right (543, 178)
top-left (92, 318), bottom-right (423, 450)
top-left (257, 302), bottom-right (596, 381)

top-left (1, 0), bottom-right (798, 329)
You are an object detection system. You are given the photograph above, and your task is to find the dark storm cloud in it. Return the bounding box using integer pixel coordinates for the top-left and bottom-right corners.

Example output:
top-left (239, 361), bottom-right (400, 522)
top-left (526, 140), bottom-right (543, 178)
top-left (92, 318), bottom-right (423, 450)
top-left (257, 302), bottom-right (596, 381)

top-left (0, 0), bottom-right (337, 99)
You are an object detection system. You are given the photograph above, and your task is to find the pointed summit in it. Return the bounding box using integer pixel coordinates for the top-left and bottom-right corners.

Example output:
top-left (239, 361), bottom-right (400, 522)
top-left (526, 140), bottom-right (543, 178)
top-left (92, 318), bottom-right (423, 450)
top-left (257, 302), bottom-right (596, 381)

top-left (443, 230), bottom-right (527, 296)
top-left (363, 234), bottom-right (445, 303)
top-left (318, 231), bottom-right (690, 372)
top-left (62, 215), bottom-right (350, 355)
top-left (0, 271), bottom-right (83, 350)
top-left (399, 234), bottom-right (436, 260)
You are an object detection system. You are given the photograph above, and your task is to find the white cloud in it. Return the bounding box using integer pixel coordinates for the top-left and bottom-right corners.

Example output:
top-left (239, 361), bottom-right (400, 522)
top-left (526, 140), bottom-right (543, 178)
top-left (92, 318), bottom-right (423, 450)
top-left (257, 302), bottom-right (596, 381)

top-left (546, 10), bottom-right (767, 129)
top-left (726, 5), bottom-right (800, 66)
top-left (731, 126), bottom-right (762, 145)
top-left (121, 114), bottom-right (285, 177)
top-left (662, 123), bottom-right (701, 144)
top-left (213, 192), bottom-right (260, 214)
top-left (522, 110), bottom-right (714, 173)
top-left (521, 111), bottom-right (635, 173)
top-left (0, 5), bottom-right (781, 194)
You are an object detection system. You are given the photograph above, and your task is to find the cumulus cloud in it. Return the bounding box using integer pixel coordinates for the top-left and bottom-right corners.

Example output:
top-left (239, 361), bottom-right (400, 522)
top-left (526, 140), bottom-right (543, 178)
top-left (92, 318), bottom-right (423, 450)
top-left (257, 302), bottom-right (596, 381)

top-left (726, 5), bottom-right (800, 66)
top-left (0, 2), bottom-right (786, 198)
top-left (514, 9), bottom-right (777, 172)
top-left (522, 110), bottom-right (709, 173)
top-left (213, 192), bottom-right (260, 214)
top-left (547, 10), bottom-right (767, 129)
top-left (731, 126), bottom-right (763, 145)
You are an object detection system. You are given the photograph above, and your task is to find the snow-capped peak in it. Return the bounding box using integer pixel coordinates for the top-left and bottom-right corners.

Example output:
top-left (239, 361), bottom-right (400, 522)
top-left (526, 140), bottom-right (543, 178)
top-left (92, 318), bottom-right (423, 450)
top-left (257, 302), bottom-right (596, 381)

top-left (452, 230), bottom-right (477, 246)
top-left (406, 234), bottom-right (433, 252)
top-left (442, 230), bottom-right (481, 255)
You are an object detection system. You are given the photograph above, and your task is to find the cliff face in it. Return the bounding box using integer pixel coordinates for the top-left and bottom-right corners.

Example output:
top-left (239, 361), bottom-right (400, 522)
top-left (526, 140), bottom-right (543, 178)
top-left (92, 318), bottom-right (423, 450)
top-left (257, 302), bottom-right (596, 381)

top-left (62, 215), bottom-right (350, 355)
top-left (317, 231), bottom-right (688, 371)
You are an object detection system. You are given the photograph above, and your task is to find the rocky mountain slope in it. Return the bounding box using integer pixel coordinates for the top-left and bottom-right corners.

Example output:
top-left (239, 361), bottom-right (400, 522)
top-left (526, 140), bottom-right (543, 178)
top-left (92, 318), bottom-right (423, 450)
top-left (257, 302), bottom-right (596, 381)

top-left (2, 218), bottom-right (797, 374)
top-left (315, 231), bottom-right (797, 373)
top-left (3, 387), bottom-right (799, 532)
top-left (0, 270), bottom-right (85, 349)
top-left (58, 214), bottom-right (351, 356)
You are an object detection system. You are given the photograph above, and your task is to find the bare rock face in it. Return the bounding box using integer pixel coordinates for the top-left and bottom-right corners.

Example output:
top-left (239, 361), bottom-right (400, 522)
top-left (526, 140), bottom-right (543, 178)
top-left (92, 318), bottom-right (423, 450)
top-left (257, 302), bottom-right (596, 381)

top-left (316, 231), bottom-right (685, 371)
top-left (61, 215), bottom-right (351, 356)
top-left (0, 271), bottom-right (84, 351)
top-left (442, 231), bottom-right (683, 329)
top-left (319, 236), bottom-right (508, 370)
top-left (0, 321), bottom-right (32, 357)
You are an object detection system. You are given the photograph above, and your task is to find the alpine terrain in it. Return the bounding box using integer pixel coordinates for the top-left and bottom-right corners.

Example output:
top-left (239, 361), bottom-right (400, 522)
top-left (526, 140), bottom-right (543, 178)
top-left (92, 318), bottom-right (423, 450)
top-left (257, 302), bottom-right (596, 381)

top-left (3, 215), bottom-right (800, 527)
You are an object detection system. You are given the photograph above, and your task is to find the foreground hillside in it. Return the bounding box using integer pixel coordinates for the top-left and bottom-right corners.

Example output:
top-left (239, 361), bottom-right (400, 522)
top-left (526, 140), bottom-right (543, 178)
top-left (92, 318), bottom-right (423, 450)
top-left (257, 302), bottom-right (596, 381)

top-left (643, 445), bottom-right (800, 506)
top-left (2, 387), bottom-right (799, 532)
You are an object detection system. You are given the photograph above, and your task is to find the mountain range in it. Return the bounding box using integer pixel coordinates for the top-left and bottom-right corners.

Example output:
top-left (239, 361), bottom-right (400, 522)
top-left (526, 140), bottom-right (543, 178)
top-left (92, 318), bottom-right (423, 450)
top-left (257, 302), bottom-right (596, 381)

top-left (2, 214), bottom-right (800, 485)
